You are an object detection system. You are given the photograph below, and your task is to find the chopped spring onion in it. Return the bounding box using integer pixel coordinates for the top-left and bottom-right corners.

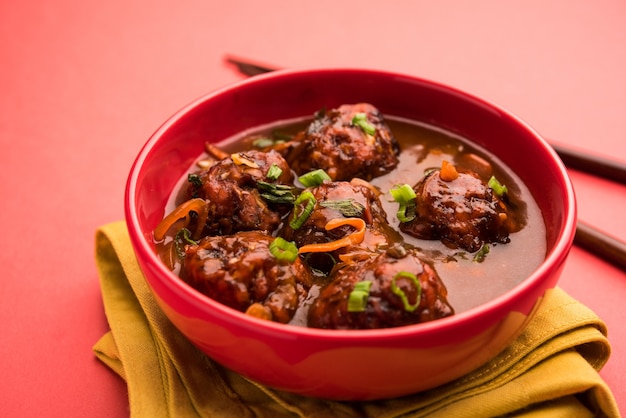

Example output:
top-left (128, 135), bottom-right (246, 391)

top-left (252, 130), bottom-right (292, 149)
top-left (488, 175), bottom-right (508, 197)
top-left (298, 217), bottom-right (366, 254)
top-left (319, 198), bottom-right (365, 218)
top-left (187, 173), bottom-right (203, 198)
top-left (391, 271), bottom-right (422, 312)
top-left (252, 138), bottom-right (276, 149)
top-left (266, 164), bottom-right (283, 181)
top-left (473, 244), bottom-right (490, 262)
top-left (271, 130), bottom-right (293, 141)
top-left (351, 112), bottom-right (376, 136)
top-left (347, 280), bottom-right (372, 312)
top-left (390, 183), bottom-right (416, 202)
top-left (256, 181), bottom-right (296, 204)
top-left (390, 184), bottom-right (417, 223)
top-left (289, 191), bottom-right (316, 229)
top-left (174, 228), bottom-right (199, 259)
top-left (187, 173), bottom-right (202, 188)
top-left (423, 167), bottom-right (438, 177)
top-left (298, 169), bottom-right (331, 187)
top-left (269, 237), bottom-right (299, 263)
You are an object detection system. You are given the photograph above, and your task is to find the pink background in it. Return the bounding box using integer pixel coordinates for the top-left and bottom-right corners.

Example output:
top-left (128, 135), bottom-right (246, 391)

top-left (1, 1), bottom-right (625, 415)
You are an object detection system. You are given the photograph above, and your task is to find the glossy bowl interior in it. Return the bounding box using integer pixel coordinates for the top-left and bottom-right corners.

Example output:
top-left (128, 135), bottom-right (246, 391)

top-left (125, 68), bottom-right (576, 400)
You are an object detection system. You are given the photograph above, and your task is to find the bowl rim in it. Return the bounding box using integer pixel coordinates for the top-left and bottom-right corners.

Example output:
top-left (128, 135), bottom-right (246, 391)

top-left (125, 67), bottom-right (577, 342)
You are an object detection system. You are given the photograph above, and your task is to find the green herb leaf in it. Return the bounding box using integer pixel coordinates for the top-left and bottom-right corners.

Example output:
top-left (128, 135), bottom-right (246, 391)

top-left (347, 280), bottom-right (373, 312)
top-left (473, 244), bottom-right (490, 262)
top-left (187, 173), bottom-right (203, 198)
top-left (256, 181), bottom-right (296, 204)
top-left (319, 198), bottom-right (365, 218)
top-left (187, 173), bottom-right (202, 188)
top-left (174, 228), bottom-right (199, 259)
top-left (391, 272), bottom-right (422, 312)
top-left (351, 112), bottom-right (376, 136)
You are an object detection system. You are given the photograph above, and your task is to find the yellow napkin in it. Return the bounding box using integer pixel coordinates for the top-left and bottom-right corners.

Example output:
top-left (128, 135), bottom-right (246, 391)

top-left (93, 220), bottom-right (621, 418)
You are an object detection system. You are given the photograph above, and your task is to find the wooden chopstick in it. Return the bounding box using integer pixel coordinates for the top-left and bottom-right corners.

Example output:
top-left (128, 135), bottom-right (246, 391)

top-left (225, 55), bottom-right (626, 271)
top-left (225, 55), bottom-right (279, 77)
top-left (550, 143), bottom-right (626, 185)
top-left (575, 221), bottom-right (626, 271)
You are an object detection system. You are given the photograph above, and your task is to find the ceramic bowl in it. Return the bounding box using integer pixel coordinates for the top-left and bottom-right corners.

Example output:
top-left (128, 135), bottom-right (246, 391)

top-left (125, 68), bottom-right (576, 400)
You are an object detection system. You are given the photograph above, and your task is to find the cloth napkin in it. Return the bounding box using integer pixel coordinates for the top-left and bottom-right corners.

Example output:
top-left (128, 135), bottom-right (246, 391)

top-left (93, 220), bottom-right (621, 417)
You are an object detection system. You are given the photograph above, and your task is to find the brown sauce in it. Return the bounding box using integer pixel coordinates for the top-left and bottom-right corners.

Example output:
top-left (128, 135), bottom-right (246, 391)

top-left (160, 114), bottom-right (546, 318)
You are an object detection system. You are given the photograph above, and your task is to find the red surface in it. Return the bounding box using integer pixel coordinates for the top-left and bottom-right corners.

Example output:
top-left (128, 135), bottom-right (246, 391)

top-left (1, 0), bottom-right (625, 415)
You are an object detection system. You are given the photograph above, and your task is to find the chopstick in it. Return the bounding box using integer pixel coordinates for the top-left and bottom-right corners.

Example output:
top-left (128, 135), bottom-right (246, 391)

top-left (575, 221), bottom-right (626, 271)
top-left (550, 144), bottom-right (626, 185)
top-left (225, 55), bottom-right (626, 271)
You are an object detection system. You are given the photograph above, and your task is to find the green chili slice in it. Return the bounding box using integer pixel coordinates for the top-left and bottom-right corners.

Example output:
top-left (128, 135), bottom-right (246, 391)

top-left (298, 169), bottom-right (331, 187)
top-left (391, 271), bottom-right (422, 312)
top-left (269, 237), bottom-right (299, 263)
top-left (289, 191), bottom-right (316, 230)
top-left (390, 184), bottom-right (417, 223)
top-left (351, 112), bottom-right (376, 136)
top-left (488, 175), bottom-right (508, 197)
top-left (347, 280), bottom-right (372, 312)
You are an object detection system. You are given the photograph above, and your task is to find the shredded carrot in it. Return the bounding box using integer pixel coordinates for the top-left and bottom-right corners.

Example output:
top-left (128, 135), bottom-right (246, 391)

top-left (204, 142), bottom-right (229, 160)
top-left (153, 198), bottom-right (208, 241)
top-left (440, 160), bottom-right (459, 181)
top-left (298, 217), bottom-right (366, 254)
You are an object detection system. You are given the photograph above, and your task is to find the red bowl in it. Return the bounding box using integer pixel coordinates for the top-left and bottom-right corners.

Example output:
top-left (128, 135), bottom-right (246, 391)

top-left (125, 68), bottom-right (576, 400)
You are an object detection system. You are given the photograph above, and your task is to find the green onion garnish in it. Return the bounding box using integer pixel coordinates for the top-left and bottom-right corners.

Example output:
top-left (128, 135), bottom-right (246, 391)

top-left (347, 280), bottom-right (372, 312)
top-left (252, 138), bottom-right (275, 149)
top-left (187, 173), bottom-right (202, 188)
top-left (351, 113), bottom-right (376, 136)
top-left (319, 198), bottom-right (365, 218)
top-left (391, 271), bottom-right (422, 312)
top-left (390, 184), bottom-right (417, 223)
top-left (473, 244), bottom-right (490, 262)
top-left (271, 130), bottom-right (293, 141)
top-left (187, 173), bottom-right (203, 198)
top-left (174, 228), bottom-right (199, 259)
top-left (266, 164), bottom-right (283, 181)
top-left (269, 237), bottom-right (299, 263)
top-left (256, 181), bottom-right (296, 204)
top-left (289, 191), bottom-right (316, 230)
top-left (298, 169), bottom-right (331, 187)
top-left (488, 175), bottom-right (508, 197)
